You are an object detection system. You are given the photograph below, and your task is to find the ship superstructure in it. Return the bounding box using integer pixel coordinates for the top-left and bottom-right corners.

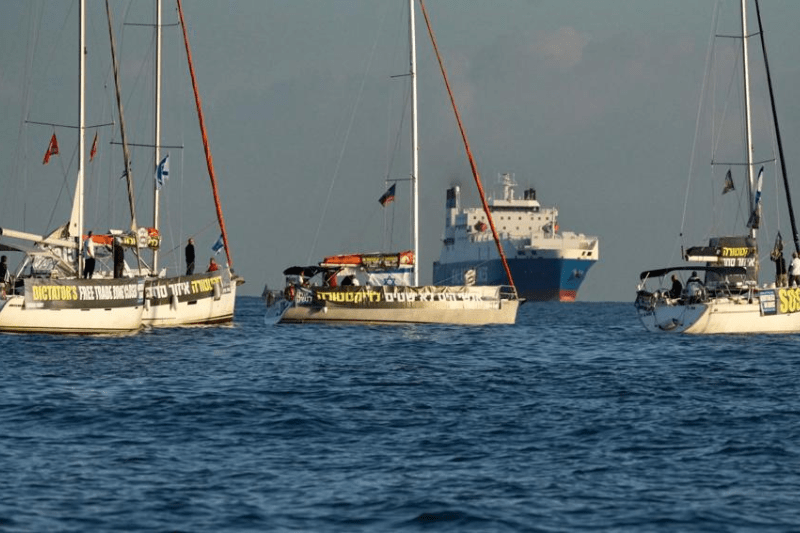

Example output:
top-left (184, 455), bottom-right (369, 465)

top-left (433, 173), bottom-right (599, 301)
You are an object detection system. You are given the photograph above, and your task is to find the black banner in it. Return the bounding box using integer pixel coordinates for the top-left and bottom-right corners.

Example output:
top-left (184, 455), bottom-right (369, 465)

top-left (24, 278), bottom-right (144, 309)
top-left (144, 270), bottom-right (230, 306)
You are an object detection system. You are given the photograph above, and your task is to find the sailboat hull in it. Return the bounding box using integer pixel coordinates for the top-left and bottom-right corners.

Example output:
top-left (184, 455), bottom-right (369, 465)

top-left (142, 269), bottom-right (236, 327)
top-left (0, 278), bottom-right (145, 334)
top-left (276, 285), bottom-right (518, 325)
top-left (636, 290), bottom-right (800, 334)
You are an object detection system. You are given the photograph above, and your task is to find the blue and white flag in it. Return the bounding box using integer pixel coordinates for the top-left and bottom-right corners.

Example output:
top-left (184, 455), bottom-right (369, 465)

top-left (212, 234), bottom-right (224, 255)
top-left (747, 166), bottom-right (764, 229)
top-left (155, 154), bottom-right (170, 190)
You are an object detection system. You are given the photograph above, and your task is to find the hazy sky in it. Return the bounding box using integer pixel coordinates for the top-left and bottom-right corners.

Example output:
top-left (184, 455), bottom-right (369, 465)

top-left (2, 1), bottom-right (800, 301)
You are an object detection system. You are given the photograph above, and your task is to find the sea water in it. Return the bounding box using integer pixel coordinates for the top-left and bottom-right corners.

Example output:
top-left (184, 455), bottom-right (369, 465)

top-left (1, 298), bottom-right (799, 532)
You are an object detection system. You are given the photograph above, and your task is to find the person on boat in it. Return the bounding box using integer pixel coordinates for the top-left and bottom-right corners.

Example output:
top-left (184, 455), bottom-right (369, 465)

top-left (771, 251), bottom-right (787, 286)
top-left (185, 238), bottom-right (195, 275)
top-left (669, 274), bottom-right (683, 299)
top-left (112, 237), bottom-right (125, 278)
top-left (0, 255), bottom-right (9, 293)
top-left (206, 257), bottom-right (219, 272)
top-left (791, 252), bottom-right (800, 287)
top-left (685, 271), bottom-right (705, 302)
top-left (82, 231), bottom-right (96, 279)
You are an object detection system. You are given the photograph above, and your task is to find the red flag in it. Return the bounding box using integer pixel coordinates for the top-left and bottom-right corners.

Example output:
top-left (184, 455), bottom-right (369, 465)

top-left (42, 133), bottom-right (59, 165)
top-left (90, 132), bottom-right (98, 161)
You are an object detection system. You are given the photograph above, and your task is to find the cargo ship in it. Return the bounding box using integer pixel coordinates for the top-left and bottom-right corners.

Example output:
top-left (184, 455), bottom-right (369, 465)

top-left (432, 174), bottom-right (599, 301)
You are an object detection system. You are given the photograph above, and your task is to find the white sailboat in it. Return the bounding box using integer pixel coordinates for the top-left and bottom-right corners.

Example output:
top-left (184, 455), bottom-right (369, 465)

top-left (0, 0), bottom-right (145, 335)
top-left (266, 0), bottom-right (519, 326)
top-left (635, 0), bottom-right (800, 334)
top-left (136, 0), bottom-right (241, 327)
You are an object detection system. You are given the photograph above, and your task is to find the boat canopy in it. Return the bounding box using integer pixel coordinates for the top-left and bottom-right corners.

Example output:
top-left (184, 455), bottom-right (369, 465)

top-left (320, 251), bottom-right (414, 269)
top-left (639, 266), bottom-right (747, 281)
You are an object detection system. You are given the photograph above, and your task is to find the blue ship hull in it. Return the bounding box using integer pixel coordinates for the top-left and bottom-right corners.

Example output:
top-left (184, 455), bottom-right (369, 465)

top-left (433, 256), bottom-right (596, 302)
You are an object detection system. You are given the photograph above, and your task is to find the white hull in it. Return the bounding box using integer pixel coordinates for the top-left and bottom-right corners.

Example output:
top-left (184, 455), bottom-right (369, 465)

top-left (0, 294), bottom-right (143, 334)
top-left (636, 291), bottom-right (800, 334)
top-left (273, 285), bottom-right (518, 326)
top-left (142, 269), bottom-right (237, 327)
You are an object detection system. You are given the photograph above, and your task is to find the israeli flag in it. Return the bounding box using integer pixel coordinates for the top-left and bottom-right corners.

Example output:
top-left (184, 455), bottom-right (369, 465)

top-left (155, 154), bottom-right (170, 190)
top-left (212, 234), bottom-right (224, 255)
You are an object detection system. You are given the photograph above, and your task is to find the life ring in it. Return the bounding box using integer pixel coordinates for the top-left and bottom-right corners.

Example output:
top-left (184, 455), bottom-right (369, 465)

top-left (284, 285), bottom-right (296, 301)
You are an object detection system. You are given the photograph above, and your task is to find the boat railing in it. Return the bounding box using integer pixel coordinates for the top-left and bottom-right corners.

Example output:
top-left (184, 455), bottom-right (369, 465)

top-left (499, 285), bottom-right (519, 300)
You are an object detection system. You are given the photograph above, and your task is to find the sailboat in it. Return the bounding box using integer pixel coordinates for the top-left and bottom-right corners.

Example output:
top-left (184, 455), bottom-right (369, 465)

top-left (635, 0), bottom-right (800, 334)
top-left (265, 0), bottom-right (519, 326)
top-left (0, 0), bottom-right (146, 334)
top-left (138, 0), bottom-right (241, 327)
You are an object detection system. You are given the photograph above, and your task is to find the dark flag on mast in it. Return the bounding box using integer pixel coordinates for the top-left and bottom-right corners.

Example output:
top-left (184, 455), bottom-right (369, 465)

top-left (378, 183), bottom-right (396, 206)
top-left (42, 133), bottom-right (59, 164)
top-left (722, 169), bottom-right (735, 194)
top-left (90, 132), bottom-right (98, 161)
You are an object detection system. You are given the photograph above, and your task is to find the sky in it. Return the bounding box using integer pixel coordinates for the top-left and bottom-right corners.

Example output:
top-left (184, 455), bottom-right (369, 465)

top-left (2, 1), bottom-right (800, 302)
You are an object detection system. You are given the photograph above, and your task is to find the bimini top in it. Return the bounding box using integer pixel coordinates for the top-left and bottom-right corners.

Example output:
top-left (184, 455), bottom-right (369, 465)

top-left (639, 265), bottom-right (746, 281)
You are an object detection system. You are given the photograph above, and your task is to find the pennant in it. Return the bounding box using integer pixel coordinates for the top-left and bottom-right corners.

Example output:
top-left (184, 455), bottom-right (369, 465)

top-left (42, 133), bottom-right (59, 164)
top-left (90, 132), bottom-right (98, 161)
top-left (378, 183), bottom-right (396, 206)
top-left (155, 154), bottom-right (170, 190)
top-left (722, 169), bottom-right (734, 194)
top-left (212, 234), bottom-right (224, 255)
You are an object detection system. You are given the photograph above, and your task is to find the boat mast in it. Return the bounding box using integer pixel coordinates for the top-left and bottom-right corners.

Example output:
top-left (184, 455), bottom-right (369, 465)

top-left (754, 0), bottom-right (800, 254)
top-left (176, 0), bottom-right (233, 268)
top-left (409, 0), bottom-right (420, 286)
top-left (105, 0), bottom-right (138, 233)
top-left (741, 0), bottom-right (756, 239)
top-left (77, 0), bottom-right (85, 275)
top-left (418, 0), bottom-right (516, 290)
top-left (153, 0), bottom-right (162, 272)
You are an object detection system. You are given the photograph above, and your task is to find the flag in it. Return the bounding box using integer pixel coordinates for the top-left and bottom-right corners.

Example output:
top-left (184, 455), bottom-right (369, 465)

top-left (212, 234), bottom-right (224, 255)
top-left (42, 133), bottom-right (59, 164)
top-left (747, 166), bottom-right (764, 229)
top-left (155, 154), bottom-right (170, 190)
top-left (722, 169), bottom-right (734, 194)
top-left (90, 132), bottom-right (98, 161)
top-left (378, 183), bottom-right (396, 206)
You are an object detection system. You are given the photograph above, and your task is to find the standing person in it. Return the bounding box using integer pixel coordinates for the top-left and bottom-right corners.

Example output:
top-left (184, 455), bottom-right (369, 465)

top-left (185, 238), bottom-right (195, 275)
top-left (82, 231), bottom-right (96, 279)
top-left (206, 257), bottom-right (219, 272)
top-left (113, 237), bottom-right (124, 278)
top-left (791, 252), bottom-right (800, 287)
top-left (0, 255), bottom-right (9, 293)
top-left (772, 251), bottom-right (787, 287)
top-left (669, 274), bottom-right (683, 299)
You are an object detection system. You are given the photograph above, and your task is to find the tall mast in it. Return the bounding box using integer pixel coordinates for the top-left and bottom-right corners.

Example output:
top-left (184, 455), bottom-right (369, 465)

top-left (176, 0), bottom-right (233, 268)
top-left (741, 0), bottom-right (756, 238)
top-left (409, 0), bottom-right (420, 286)
top-left (418, 0), bottom-right (516, 290)
top-left (77, 0), bottom-right (86, 275)
top-left (105, 0), bottom-right (138, 232)
top-left (153, 0), bottom-right (162, 272)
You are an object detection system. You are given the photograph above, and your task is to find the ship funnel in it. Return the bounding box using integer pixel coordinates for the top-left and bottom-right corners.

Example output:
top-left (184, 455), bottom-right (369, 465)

top-left (446, 186), bottom-right (460, 210)
top-left (524, 188), bottom-right (536, 201)
top-left (445, 186), bottom-right (460, 228)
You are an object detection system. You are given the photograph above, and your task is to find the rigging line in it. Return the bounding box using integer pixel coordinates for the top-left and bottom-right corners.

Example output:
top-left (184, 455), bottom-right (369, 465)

top-left (755, 0), bottom-right (799, 254)
top-left (680, 0), bottom-right (720, 243)
top-left (306, 2), bottom-right (392, 264)
top-left (9, 4), bottom-right (42, 227)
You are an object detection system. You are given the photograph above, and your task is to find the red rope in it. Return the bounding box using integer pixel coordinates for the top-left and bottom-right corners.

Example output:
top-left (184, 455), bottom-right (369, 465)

top-left (417, 0), bottom-right (515, 290)
top-left (176, 0), bottom-right (233, 268)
